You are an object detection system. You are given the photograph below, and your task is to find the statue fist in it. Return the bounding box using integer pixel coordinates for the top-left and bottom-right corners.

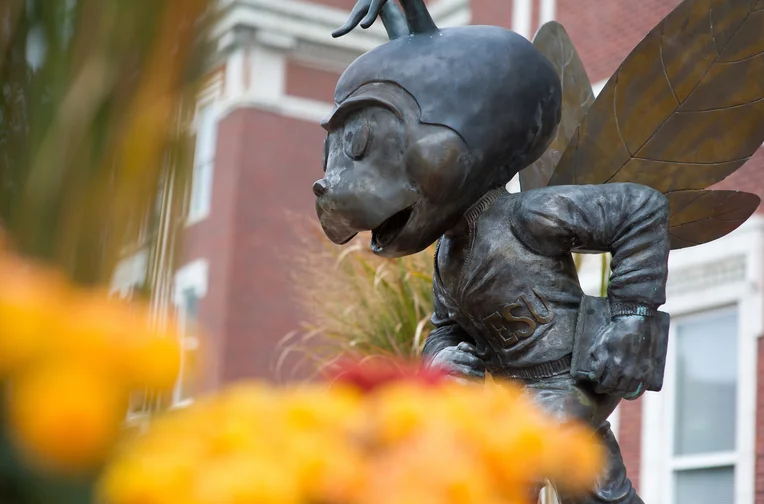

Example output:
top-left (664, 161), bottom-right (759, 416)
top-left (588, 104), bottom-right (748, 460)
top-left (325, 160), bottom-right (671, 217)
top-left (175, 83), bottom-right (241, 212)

top-left (427, 342), bottom-right (486, 380)
top-left (586, 315), bottom-right (655, 399)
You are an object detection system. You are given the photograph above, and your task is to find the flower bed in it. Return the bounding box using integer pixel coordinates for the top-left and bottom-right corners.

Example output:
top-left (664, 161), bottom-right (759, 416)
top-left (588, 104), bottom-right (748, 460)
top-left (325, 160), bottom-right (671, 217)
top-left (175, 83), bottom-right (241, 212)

top-left (98, 362), bottom-right (603, 504)
top-left (0, 251), bottom-right (181, 478)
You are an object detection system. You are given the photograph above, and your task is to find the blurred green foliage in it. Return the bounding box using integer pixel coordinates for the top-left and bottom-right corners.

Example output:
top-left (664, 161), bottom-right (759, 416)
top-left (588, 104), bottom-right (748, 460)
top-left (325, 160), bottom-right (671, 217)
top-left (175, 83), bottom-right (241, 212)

top-left (0, 0), bottom-right (212, 286)
top-left (0, 1), bottom-right (214, 502)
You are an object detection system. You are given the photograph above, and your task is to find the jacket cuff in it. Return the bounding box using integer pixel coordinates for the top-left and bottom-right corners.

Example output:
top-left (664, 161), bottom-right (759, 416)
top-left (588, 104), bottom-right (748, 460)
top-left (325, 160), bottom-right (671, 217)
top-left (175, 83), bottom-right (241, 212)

top-left (609, 300), bottom-right (658, 318)
top-left (421, 326), bottom-right (466, 360)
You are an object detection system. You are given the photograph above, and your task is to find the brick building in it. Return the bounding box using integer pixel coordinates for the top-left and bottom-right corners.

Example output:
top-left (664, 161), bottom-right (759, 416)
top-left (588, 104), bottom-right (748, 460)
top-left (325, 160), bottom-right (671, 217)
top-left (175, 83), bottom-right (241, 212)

top-left (130, 1), bottom-right (764, 503)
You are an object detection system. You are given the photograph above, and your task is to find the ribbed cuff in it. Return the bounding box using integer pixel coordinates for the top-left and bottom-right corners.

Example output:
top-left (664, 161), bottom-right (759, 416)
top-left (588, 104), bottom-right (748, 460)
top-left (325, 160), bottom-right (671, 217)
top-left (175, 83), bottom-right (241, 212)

top-left (609, 300), bottom-right (657, 318)
top-left (421, 332), bottom-right (464, 360)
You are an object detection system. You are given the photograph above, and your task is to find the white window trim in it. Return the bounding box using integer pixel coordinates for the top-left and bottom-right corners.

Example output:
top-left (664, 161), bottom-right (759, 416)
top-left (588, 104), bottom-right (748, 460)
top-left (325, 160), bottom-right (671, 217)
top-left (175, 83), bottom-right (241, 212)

top-left (109, 249), bottom-right (149, 299)
top-left (171, 259), bottom-right (209, 406)
top-left (512, 0), bottom-right (532, 39)
top-left (187, 99), bottom-right (220, 225)
top-left (640, 215), bottom-right (764, 504)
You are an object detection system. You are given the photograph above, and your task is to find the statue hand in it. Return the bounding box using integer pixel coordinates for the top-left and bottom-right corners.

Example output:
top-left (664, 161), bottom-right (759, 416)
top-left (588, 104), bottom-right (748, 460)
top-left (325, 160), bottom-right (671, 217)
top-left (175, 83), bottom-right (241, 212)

top-left (332, 0), bottom-right (389, 37)
top-left (586, 315), bottom-right (654, 399)
top-left (427, 342), bottom-right (486, 380)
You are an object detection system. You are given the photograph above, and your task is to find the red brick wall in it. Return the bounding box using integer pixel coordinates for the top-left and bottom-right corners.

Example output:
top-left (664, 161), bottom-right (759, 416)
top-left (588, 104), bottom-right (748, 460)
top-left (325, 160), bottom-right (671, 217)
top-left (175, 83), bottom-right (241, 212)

top-left (713, 148), bottom-right (764, 208)
top-left (618, 399), bottom-right (643, 492)
top-left (470, 0), bottom-right (512, 28)
top-left (558, 0), bottom-right (679, 83)
top-left (222, 108), bottom-right (327, 382)
top-left (285, 61), bottom-right (341, 103)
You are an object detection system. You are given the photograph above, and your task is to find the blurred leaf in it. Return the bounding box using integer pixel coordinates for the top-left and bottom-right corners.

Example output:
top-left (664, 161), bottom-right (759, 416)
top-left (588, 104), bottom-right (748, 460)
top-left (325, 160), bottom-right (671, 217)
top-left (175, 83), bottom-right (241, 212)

top-left (0, 0), bottom-right (214, 501)
top-left (1, 0), bottom-right (213, 286)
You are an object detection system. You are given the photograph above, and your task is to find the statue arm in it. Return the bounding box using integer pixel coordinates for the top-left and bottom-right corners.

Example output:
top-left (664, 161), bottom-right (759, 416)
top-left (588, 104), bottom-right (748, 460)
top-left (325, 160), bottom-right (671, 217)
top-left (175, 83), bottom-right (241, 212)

top-left (510, 183), bottom-right (670, 314)
top-left (422, 305), bottom-right (472, 361)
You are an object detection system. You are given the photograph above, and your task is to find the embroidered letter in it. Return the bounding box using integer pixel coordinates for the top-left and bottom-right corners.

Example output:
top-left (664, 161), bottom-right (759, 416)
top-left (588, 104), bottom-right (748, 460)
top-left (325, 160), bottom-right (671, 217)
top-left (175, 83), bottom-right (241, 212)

top-left (501, 302), bottom-right (536, 338)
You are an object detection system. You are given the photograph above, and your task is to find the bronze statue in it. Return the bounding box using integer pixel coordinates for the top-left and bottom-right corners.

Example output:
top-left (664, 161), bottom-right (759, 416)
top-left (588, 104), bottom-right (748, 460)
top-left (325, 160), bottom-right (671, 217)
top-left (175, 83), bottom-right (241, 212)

top-left (313, 0), bottom-right (764, 502)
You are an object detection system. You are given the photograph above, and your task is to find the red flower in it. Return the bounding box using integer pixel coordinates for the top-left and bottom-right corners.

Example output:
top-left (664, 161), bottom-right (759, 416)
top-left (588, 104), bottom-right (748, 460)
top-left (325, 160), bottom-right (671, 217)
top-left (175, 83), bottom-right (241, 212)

top-left (326, 358), bottom-right (451, 393)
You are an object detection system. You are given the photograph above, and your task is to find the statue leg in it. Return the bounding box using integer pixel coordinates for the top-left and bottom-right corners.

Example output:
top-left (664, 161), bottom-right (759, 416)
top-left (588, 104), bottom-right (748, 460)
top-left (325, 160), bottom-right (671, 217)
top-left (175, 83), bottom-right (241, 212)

top-left (523, 374), bottom-right (643, 504)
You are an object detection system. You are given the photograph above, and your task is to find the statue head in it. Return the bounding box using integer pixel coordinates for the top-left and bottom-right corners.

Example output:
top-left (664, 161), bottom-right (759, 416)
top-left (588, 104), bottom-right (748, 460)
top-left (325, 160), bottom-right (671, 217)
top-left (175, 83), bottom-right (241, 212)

top-left (313, 4), bottom-right (562, 257)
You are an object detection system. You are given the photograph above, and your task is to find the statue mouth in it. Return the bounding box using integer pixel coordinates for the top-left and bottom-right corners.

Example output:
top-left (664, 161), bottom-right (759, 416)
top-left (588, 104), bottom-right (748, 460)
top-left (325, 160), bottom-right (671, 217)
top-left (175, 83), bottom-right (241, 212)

top-left (371, 204), bottom-right (415, 252)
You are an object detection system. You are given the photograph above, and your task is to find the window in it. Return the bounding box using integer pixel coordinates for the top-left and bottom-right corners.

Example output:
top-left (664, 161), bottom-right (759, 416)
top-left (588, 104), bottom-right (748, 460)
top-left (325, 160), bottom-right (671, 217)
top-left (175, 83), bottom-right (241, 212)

top-left (173, 286), bottom-right (201, 406)
top-left (668, 308), bottom-right (738, 504)
top-left (188, 103), bottom-right (217, 223)
top-left (109, 249), bottom-right (148, 299)
top-left (172, 259), bottom-right (208, 407)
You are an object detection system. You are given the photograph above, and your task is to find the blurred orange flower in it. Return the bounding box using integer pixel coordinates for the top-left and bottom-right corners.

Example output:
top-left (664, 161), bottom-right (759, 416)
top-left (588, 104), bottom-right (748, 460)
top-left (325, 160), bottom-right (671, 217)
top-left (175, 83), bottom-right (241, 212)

top-left (98, 362), bottom-right (604, 504)
top-left (7, 362), bottom-right (127, 474)
top-left (0, 250), bottom-right (186, 475)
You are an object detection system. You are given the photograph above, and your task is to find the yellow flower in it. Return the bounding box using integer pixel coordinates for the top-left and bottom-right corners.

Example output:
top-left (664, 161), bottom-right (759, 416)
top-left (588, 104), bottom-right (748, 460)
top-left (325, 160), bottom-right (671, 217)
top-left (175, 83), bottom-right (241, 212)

top-left (6, 361), bottom-right (127, 475)
top-left (367, 382), bottom-right (435, 444)
top-left (192, 455), bottom-right (302, 504)
top-left (98, 374), bottom-right (604, 504)
top-left (282, 383), bottom-right (364, 433)
top-left (98, 452), bottom-right (198, 504)
top-left (282, 430), bottom-right (367, 503)
top-left (122, 331), bottom-right (182, 392)
top-left (361, 430), bottom-right (496, 504)
top-left (58, 294), bottom-right (181, 392)
top-left (0, 257), bottom-right (69, 375)
top-left (56, 293), bottom-right (130, 371)
top-left (537, 422), bottom-right (605, 495)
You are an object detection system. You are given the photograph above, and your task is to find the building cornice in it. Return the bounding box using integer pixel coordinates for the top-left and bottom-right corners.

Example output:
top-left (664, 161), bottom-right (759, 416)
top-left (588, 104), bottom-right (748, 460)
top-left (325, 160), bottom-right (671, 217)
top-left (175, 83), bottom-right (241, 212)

top-left (218, 93), bottom-right (333, 125)
top-left (213, 0), bottom-right (470, 57)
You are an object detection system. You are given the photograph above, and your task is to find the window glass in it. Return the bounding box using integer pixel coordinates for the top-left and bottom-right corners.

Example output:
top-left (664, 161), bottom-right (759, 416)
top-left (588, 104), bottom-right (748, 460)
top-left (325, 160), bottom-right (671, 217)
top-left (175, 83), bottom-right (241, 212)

top-left (188, 104), bottom-right (216, 220)
top-left (194, 104), bottom-right (217, 165)
top-left (673, 310), bottom-right (738, 456)
top-left (675, 466), bottom-right (734, 504)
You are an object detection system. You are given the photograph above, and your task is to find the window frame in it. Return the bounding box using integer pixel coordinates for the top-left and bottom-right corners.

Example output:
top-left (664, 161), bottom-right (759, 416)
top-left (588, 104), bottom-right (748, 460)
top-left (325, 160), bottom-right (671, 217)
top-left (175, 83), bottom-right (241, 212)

top-left (187, 99), bottom-right (219, 225)
top-left (172, 259), bottom-right (209, 408)
top-left (663, 305), bottom-right (740, 504)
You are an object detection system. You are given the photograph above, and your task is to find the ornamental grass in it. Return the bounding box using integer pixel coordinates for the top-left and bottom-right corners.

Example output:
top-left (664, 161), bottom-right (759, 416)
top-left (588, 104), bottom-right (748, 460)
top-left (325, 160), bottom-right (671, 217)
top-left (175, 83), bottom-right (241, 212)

top-left (276, 219), bottom-right (436, 379)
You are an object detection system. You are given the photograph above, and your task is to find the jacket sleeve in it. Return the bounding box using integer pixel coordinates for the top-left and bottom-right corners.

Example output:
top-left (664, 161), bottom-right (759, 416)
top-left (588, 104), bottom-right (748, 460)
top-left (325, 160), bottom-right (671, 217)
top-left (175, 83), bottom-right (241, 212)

top-left (421, 271), bottom-right (475, 361)
top-left (510, 183), bottom-right (670, 315)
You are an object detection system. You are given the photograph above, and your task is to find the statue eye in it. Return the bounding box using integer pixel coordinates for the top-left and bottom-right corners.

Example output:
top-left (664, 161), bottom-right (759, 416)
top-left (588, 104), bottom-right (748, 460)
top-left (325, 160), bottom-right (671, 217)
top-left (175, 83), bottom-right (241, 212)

top-left (344, 120), bottom-right (371, 160)
top-left (322, 137), bottom-right (329, 172)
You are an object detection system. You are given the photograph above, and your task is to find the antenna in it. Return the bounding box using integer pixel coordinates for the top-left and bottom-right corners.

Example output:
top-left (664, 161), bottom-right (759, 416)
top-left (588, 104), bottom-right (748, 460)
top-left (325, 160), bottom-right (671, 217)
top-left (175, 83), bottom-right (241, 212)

top-left (398, 0), bottom-right (438, 35)
top-left (380, 1), bottom-right (409, 39)
top-left (332, 0), bottom-right (437, 39)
